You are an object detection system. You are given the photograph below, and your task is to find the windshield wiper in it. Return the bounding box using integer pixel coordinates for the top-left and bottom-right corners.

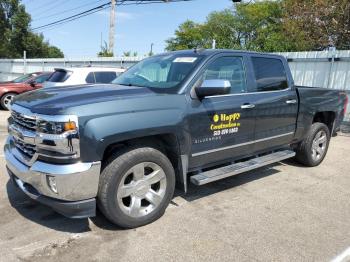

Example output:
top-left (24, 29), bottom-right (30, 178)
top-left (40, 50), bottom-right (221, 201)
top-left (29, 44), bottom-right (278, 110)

top-left (115, 82), bottom-right (147, 88)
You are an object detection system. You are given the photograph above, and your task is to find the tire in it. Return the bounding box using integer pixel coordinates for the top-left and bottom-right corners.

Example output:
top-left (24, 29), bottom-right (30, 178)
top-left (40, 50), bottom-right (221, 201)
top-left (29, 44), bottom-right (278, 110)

top-left (295, 122), bottom-right (330, 167)
top-left (1, 93), bottom-right (16, 110)
top-left (97, 147), bottom-right (175, 228)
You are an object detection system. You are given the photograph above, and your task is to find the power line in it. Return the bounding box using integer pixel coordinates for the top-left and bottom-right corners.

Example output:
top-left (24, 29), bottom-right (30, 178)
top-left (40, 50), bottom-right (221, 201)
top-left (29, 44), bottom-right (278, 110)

top-left (28, 1), bottom-right (67, 16)
top-left (32, 0), bottom-right (106, 22)
top-left (32, 2), bottom-right (112, 31)
top-left (32, 0), bottom-right (194, 32)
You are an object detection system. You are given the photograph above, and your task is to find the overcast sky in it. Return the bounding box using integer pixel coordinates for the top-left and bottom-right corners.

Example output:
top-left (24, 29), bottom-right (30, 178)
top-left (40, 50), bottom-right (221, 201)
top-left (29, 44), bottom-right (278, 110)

top-left (23, 0), bottom-right (233, 58)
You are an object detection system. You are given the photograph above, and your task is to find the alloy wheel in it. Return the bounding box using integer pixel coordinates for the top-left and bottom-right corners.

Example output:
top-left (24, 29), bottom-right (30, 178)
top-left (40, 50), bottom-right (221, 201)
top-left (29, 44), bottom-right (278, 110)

top-left (117, 162), bottom-right (167, 218)
top-left (311, 130), bottom-right (327, 161)
top-left (3, 94), bottom-right (14, 109)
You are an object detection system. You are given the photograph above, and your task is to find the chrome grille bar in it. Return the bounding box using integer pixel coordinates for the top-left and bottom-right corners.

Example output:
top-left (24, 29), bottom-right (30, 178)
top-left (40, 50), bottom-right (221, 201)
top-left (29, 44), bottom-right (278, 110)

top-left (11, 111), bottom-right (37, 131)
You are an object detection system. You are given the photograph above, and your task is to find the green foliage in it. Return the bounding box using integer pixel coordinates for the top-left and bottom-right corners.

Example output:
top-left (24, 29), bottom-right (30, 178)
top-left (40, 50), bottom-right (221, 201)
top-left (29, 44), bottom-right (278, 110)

top-left (283, 0), bottom-right (350, 50)
top-left (0, 0), bottom-right (64, 58)
top-left (123, 51), bottom-right (131, 57)
top-left (98, 41), bottom-right (113, 57)
top-left (166, 0), bottom-right (350, 52)
top-left (165, 20), bottom-right (207, 51)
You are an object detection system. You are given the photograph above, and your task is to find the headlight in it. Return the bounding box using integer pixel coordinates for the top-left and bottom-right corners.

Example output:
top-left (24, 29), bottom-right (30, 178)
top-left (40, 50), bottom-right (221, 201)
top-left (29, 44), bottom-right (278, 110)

top-left (37, 119), bottom-right (77, 134)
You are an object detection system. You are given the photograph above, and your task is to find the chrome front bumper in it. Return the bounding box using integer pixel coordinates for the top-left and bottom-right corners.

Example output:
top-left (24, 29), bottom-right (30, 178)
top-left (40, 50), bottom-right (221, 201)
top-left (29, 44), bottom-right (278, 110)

top-left (5, 137), bottom-right (101, 202)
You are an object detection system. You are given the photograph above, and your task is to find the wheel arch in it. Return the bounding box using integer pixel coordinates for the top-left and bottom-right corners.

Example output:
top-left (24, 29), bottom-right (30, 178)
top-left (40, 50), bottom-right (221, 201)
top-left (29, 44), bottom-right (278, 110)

top-left (102, 133), bottom-right (187, 192)
top-left (312, 111), bottom-right (336, 133)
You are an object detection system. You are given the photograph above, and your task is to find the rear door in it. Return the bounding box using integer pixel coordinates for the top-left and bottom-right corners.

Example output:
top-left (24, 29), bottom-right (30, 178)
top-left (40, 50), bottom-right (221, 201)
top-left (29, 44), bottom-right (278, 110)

top-left (248, 56), bottom-right (298, 152)
top-left (188, 54), bottom-right (257, 169)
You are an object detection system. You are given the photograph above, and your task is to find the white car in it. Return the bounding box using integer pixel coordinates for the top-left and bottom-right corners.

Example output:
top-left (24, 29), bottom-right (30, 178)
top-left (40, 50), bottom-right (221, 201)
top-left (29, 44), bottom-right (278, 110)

top-left (43, 67), bottom-right (126, 88)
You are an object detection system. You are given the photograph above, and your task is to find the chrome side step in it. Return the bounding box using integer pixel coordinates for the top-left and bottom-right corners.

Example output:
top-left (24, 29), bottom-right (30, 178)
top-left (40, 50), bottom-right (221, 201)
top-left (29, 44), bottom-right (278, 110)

top-left (190, 150), bottom-right (295, 186)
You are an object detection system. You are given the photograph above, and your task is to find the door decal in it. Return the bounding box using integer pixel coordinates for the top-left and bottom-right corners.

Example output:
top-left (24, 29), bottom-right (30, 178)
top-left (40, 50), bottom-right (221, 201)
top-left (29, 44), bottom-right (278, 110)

top-left (211, 113), bottom-right (241, 137)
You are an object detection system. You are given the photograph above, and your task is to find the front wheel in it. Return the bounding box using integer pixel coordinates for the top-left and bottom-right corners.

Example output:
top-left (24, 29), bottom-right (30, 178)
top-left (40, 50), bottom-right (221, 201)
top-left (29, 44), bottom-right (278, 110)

top-left (1, 93), bottom-right (16, 110)
top-left (295, 122), bottom-right (330, 167)
top-left (97, 147), bottom-right (175, 228)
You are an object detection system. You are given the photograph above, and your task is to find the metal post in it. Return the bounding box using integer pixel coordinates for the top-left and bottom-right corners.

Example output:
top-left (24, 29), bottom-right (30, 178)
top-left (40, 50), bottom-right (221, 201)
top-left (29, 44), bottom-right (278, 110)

top-left (23, 50), bottom-right (27, 75)
top-left (109, 0), bottom-right (116, 55)
top-left (150, 43), bottom-right (154, 56)
top-left (212, 39), bottom-right (216, 49)
top-left (326, 47), bottom-right (336, 89)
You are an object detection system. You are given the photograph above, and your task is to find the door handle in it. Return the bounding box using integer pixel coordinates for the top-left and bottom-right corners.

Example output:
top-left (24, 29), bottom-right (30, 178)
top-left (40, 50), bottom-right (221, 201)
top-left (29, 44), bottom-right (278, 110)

top-left (286, 99), bottom-right (297, 104)
top-left (241, 103), bottom-right (255, 109)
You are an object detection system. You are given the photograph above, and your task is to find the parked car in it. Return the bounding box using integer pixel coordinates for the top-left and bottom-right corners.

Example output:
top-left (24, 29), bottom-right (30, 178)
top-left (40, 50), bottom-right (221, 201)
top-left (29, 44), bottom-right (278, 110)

top-left (5, 50), bottom-right (348, 228)
top-left (43, 67), bottom-right (125, 88)
top-left (0, 72), bottom-right (52, 110)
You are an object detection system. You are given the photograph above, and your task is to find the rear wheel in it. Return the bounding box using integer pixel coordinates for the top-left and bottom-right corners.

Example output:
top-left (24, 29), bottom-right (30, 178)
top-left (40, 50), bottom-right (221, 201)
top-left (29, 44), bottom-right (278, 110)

top-left (295, 122), bottom-right (330, 167)
top-left (1, 93), bottom-right (16, 110)
top-left (98, 147), bottom-right (175, 228)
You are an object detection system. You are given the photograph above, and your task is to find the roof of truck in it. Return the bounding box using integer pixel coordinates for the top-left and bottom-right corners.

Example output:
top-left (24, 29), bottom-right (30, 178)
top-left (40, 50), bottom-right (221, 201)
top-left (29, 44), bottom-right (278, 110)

top-left (159, 49), bottom-right (285, 59)
top-left (53, 67), bottom-right (126, 73)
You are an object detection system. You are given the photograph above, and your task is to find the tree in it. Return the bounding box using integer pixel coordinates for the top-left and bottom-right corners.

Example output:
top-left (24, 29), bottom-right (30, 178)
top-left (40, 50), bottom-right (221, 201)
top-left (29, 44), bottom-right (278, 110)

top-left (201, 9), bottom-right (240, 49)
top-left (165, 20), bottom-right (207, 51)
top-left (0, 0), bottom-right (64, 58)
top-left (98, 41), bottom-right (113, 57)
top-left (232, 1), bottom-right (300, 52)
top-left (165, 0), bottom-right (350, 52)
top-left (123, 51), bottom-right (131, 57)
top-left (283, 0), bottom-right (350, 50)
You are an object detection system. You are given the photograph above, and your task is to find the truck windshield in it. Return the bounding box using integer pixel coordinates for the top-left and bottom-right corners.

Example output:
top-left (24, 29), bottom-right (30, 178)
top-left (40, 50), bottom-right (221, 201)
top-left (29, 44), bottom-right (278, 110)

top-left (112, 54), bottom-right (204, 93)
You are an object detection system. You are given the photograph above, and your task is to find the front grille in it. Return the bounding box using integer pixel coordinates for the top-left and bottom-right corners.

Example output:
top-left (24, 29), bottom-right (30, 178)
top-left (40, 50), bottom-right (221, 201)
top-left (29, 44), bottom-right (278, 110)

top-left (11, 110), bottom-right (37, 131)
top-left (13, 137), bottom-right (36, 159)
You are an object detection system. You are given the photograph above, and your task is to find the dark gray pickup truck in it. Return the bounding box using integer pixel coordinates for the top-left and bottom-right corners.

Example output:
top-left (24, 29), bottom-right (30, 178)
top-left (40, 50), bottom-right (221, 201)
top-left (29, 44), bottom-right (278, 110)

top-left (5, 50), bottom-right (348, 228)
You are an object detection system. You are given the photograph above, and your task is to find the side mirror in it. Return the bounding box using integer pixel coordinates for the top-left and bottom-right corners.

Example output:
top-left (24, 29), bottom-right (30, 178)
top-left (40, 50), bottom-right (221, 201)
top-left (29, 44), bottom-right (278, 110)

top-left (29, 81), bottom-right (36, 87)
top-left (195, 79), bottom-right (231, 98)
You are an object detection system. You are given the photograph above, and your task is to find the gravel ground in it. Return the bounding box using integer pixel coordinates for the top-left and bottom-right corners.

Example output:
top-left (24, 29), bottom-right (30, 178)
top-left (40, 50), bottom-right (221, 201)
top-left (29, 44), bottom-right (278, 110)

top-left (0, 110), bottom-right (350, 262)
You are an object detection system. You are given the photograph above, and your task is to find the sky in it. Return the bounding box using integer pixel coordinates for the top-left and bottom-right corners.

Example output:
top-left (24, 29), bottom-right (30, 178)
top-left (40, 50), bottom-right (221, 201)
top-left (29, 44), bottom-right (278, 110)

top-left (22, 0), bottom-right (234, 58)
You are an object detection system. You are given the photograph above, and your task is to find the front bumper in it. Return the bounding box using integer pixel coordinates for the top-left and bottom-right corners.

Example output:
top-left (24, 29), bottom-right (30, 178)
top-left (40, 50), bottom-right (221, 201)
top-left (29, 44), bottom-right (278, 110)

top-left (5, 137), bottom-right (101, 218)
top-left (8, 169), bottom-right (96, 218)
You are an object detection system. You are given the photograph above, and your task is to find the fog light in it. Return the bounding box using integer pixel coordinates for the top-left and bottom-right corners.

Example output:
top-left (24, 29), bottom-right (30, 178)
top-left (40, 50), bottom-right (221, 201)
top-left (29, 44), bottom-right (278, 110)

top-left (47, 176), bottom-right (58, 194)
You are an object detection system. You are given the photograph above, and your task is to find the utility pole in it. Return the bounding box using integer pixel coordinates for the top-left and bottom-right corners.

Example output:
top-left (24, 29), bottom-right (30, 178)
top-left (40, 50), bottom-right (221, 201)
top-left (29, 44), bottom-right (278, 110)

top-left (109, 0), bottom-right (116, 55)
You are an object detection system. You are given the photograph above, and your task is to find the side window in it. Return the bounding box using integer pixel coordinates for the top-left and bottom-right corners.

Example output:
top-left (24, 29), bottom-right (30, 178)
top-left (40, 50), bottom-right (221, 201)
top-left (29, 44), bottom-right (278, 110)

top-left (47, 70), bottom-right (71, 83)
top-left (85, 72), bottom-right (95, 83)
top-left (94, 72), bottom-right (117, 83)
top-left (252, 57), bottom-right (288, 92)
top-left (202, 56), bottom-right (246, 94)
top-left (34, 74), bottom-right (50, 83)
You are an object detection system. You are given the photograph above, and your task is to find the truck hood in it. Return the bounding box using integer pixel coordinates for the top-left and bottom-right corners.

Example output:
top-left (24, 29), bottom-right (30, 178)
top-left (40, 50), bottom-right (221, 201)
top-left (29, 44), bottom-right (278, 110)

top-left (12, 84), bottom-right (155, 114)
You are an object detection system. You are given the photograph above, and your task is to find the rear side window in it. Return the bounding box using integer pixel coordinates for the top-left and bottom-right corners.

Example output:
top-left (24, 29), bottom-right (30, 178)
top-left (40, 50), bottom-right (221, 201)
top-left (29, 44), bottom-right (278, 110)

top-left (94, 72), bottom-right (117, 83)
top-left (47, 70), bottom-right (71, 83)
top-left (252, 57), bottom-right (288, 92)
top-left (85, 72), bottom-right (95, 83)
top-left (85, 72), bottom-right (117, 84)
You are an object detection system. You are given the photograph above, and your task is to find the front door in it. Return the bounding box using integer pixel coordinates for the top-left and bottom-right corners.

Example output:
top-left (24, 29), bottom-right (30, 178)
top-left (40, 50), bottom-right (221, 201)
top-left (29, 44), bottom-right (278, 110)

top-left (188, 55), bottom-right (256, 169)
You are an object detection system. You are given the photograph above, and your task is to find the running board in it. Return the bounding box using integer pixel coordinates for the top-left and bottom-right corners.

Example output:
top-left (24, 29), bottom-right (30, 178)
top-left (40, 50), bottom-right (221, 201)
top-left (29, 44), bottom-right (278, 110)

top-left (190, 150), bottom-right (295, 186)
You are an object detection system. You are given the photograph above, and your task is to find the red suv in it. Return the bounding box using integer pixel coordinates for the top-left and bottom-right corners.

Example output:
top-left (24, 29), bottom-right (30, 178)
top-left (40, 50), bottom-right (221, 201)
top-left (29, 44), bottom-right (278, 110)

top-left (0, 72), bottom-right (52, 110)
